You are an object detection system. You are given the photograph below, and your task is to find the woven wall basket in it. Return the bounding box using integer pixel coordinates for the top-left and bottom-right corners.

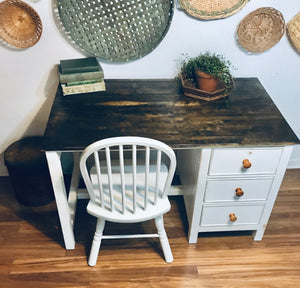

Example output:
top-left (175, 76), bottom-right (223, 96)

top-left (56, 0), bottom-right (174, 62)
top-left (237, 7), bottom-right (285, 53)
top-left (287, 12), bottom-right (300, 53)
top-left (178, 0), bottom-right (249, 20)
top-left (0, 0), bottom-right (42, 48)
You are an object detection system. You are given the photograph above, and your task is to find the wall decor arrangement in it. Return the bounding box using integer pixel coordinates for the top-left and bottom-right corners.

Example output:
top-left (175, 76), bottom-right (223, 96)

top-left (287, 12), bottom-right (300, 53)
top-left (178, 0), bottom-right (249, 20)
top-left (0, 0), bottom-right (42, 48)
top-left (236, 7), bottom-right (285, 54)
top-left (56, 0), bottom-right (174, 62)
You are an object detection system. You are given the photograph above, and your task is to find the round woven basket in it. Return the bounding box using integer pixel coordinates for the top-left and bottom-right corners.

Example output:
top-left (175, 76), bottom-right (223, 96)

top-left (56, 0), bottom-right (174, 62)
top-left (237, 7), bottom-right (285, 53)
top-left (179, 0), bottom-right (249, 20)
top-left (0, 0), bottom-right (42, 48)
top-left (287, 12), bottom-right (300, 53)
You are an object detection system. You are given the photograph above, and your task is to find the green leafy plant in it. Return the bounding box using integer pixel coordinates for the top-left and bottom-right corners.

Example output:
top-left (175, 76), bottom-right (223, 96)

top-left (177, 52), bottom-right (235, 92)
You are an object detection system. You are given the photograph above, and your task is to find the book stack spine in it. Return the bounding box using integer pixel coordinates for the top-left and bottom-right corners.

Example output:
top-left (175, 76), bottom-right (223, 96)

top-left (58, 57), bottom-right (106, 95)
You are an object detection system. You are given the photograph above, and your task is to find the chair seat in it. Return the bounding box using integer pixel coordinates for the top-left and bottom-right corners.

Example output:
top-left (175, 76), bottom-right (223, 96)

top-left (87, 196), bottom-right (171, 223)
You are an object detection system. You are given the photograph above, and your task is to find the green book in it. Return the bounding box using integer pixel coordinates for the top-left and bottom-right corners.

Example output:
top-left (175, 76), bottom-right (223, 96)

top-left (60, 57), bottom-right (102, 74)
top-left (58, 67), bottom-right (104, 83)
top-left (66, 79), bottom-right (101, 86)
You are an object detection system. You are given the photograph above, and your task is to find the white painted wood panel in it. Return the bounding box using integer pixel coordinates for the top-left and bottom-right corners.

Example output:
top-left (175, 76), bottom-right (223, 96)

top-left (205, 177), bottom-right (274, 202)
top-left (209, 148), bottom-right (282, 175)
top-left (200, 204), bottom-right (265, 226)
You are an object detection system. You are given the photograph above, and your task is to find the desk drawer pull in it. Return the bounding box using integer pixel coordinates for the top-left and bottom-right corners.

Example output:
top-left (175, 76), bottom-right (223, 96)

top-left (243, 159), bottom-right (252, 169)
top-left (235, 187), bottom-right (244, 197)
top-left (229, 213), bottom-right (237, 222)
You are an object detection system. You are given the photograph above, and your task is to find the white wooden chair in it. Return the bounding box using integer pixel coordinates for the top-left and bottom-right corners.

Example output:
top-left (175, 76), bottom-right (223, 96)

top-left (79, 136), bottom-right (176, 266)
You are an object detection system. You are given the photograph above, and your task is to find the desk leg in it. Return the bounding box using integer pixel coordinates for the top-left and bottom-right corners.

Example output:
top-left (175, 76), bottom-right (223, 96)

top-left (46, 151), bottom-right (75, 249)
top-left (68, 152), bottom-right (81, 228)
top-left (177, 148), bottom-right (211, 244)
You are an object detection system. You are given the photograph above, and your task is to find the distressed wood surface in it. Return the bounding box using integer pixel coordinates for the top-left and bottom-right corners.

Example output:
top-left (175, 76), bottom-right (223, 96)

top-left (1, 169), bottom-right (300, 287)
top-left (43, 78), bottom-right (299, 151)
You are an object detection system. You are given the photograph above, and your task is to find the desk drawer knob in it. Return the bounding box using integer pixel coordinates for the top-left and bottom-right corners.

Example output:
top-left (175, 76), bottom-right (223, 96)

top-left (229, 213), bottom-right (237, 222)
top-left (243, 159), bottom-right (252, 169)
top-left (235, 187), bottom-right (244, 197)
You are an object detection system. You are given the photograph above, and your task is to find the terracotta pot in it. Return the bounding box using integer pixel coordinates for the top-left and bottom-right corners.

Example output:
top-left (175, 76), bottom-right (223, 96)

top-left (195, 70), bottom-right (219, 92)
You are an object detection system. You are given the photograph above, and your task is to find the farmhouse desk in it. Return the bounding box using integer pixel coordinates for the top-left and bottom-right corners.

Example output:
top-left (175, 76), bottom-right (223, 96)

top-left (43, 78), bottom-right (299, 249)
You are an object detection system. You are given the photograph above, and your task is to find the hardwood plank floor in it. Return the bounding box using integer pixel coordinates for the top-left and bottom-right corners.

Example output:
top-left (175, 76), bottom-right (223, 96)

top-left (1, 169), bottom-right (300, 287)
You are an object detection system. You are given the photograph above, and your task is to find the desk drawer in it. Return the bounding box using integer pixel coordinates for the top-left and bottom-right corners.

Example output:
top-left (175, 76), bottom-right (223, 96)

top-left (204, 178), bottom-right (273, 202)
top-left (209, 148), bottom-right (282, 175)
top-left (200, 204), bottom-right (264, 227)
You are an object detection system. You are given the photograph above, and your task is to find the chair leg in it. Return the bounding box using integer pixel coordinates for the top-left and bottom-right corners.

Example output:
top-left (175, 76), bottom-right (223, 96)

top-left (154, 215), bottom-right (173, 263)
top-left (88, 218), bottom-right (105, 266)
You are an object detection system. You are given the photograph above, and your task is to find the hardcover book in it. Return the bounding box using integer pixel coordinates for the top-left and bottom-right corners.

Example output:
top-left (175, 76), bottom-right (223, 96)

top-left (59, 57), bottom-right (102, 74)
top-left (58, 68), bottom-right (104, 83)
top-left (61, 80), bottom-right (106, 95)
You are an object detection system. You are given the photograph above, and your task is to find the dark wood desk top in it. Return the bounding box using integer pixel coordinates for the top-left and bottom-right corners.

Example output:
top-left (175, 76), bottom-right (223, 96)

top-left (43, 78), bottom-right (299, 151)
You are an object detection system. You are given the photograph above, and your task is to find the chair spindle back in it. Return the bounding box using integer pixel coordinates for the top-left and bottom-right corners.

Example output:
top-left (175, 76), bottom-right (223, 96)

top-left (80, 137), bottom-right (176, 216)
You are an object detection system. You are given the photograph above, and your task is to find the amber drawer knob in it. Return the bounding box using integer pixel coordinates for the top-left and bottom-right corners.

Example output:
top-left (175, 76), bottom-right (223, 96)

top-left (243, 159), bottom-right (252, 169)
top-left (229, 213), bottom-right (237, 222)
top-left (235, 187), bottom-right (244, 197)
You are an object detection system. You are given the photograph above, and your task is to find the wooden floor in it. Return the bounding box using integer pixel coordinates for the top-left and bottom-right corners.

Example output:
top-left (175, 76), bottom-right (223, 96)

top-left (1, 170), bottom-right (300, 288)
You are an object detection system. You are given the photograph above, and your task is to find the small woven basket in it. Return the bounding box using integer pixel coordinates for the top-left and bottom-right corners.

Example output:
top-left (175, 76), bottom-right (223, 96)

top-left (0, 0), bottom-right (42, 48)
top-left (287, 12), bottom-right (300, 53)
top-left (57, 0), bottom-right (174, 62)
top-left (237, 7), bottom-right (285, 53)
top-left (180, 76), bottom-right (230, 101)
top-left (179, 0), bottom-right (249, 20)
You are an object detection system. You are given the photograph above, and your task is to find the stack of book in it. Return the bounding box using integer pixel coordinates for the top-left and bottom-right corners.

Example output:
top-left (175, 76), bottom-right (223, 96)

top-left (58, 57), bottom-right (105, 95)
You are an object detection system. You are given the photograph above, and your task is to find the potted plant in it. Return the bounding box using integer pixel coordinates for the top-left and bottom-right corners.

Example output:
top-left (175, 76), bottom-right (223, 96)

top-left (178, 52), bottom-right (234, 93)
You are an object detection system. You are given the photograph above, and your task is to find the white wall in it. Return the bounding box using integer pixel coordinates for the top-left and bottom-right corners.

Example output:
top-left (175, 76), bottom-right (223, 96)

top-left (0, 0), bottom-right (299, 175)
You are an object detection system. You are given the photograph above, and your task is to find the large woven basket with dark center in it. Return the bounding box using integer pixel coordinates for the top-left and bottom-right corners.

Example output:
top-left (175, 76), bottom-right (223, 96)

top-left (179, 0), bottom-right (249, 20)
top-left (287, 12), bottom-right (300, 53)
top-left (237, 7), bottom-right (285, 53)
top-left (56, 0), bottom-right (174, 62)
top-left (0, 0), bottom-right (42, 48)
